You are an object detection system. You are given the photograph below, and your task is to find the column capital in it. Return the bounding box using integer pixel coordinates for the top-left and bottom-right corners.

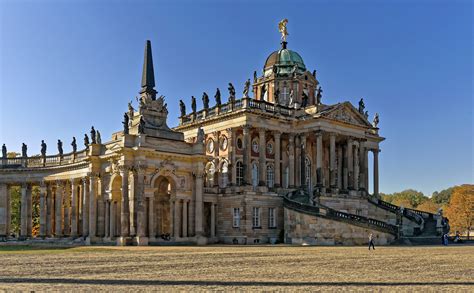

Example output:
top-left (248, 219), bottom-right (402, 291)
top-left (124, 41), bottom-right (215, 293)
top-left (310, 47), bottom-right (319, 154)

top-left (372, 148), bottom-right (381, 154)
top-left (55, 180), bottom-right (65, 188)
top-left (314, 130), bottom-right (324, 137)
top-left (117, 165), bottom-right (131, 175)
top-left (258, 128), bottom-right (266, 134)
top-left (273, 130), bottom-right (282, 137)
top-left (133, 162), bottom-right (147, 175)
top-left (329, 132), bottom-right (337, 138)
top-left (242, 124), bottom-right (252, 131)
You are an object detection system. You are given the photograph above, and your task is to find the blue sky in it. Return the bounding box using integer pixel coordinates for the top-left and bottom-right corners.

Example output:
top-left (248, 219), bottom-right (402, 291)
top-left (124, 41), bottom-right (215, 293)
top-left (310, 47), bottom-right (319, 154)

top-left (0, 0), bottom-right (472, 195)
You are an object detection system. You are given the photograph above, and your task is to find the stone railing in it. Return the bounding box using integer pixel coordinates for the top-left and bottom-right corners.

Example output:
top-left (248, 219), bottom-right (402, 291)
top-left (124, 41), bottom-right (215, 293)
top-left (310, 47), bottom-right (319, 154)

top-left (179, 98), bottom-right (297, 126)
top-left (0, 149), bottom-right (89, 169)
top-left (367, 196), bottom-right (424, 226)
top-left (284, 193), bottom-right (398, 236)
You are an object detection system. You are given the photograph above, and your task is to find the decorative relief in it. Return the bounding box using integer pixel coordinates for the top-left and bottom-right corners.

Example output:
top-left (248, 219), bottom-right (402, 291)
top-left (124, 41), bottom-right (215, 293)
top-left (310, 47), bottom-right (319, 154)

top-left (327, 107), bottom-right (365, 126)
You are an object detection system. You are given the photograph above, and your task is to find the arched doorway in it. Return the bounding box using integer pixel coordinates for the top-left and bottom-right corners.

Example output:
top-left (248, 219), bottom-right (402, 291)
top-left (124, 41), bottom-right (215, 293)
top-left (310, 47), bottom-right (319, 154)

top-left (110, 174), bottom-right (122, 238)
top-left (153, 176), bottom-right (174, 237)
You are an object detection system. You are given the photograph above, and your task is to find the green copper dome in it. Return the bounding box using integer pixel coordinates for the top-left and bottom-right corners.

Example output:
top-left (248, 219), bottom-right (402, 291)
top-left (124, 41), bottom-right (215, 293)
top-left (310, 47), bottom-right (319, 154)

top-left (264, 44), bottom-right (306, 76)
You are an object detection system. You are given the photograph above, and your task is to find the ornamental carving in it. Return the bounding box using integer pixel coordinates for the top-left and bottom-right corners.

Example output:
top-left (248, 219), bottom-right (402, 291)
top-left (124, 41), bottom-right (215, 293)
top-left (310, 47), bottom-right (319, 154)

top-left (328, 107), bottom-right (364, 126)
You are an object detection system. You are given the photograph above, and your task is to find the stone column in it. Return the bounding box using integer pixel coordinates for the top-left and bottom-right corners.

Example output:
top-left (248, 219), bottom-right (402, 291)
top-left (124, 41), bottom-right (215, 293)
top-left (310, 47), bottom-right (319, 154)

top-left (228, 128), bottom-right (236, 186)
top-left (120, 167), bottom-right (130, 237)
top-left (315, 131), bottom-right (323, 187)
top-left (46, 185), bottom-right (53, 237)
top-left (353, 142), bottom-right (360, 191)
top-left (39, 183), bottom-right (47, 238)
top-left (347, 138), bottom-right (353, 190)
top-left (174, 199), bottom-right (180, 238)
top-left (294, 136), bottom-right (301, 187)
top-left (82, 177), bottom-right (90, 236)
top-left (337, 146), bottom-right (343, 189)
top-left (70, 180), bottom-right (78, 237)
top-left (55, 181), bottom-right (64, 237)
top-left (258, 128), bottom-right (266, 186)
top-left (373, 149), bottom-right (380, 196)
top-left (210, 203), bottom-right (216, 238)
top-left (329, 133), bottom-right (337, 188)
top-left (0, 184), bottom-right (9, 238)
top-left (148, 196), bottom-right (155, 238)
top-left (300, 134), bottom-right (307, 188)
top-left (364, 148), bottom-right (369, 193)
top-left (26, 184), bottom-right (32, 237)
top-left (274, 131), bottom-right (281, 187)
top-left (359, 140), bottom-right (366, 192)
top-left (104, 200), bottom-right (110, 238)
top-left (110, 201), bottom-right (116, 237)
top-left (89, 174), bottom-right (97, 238)
top-left (182, 200), bottom-right (188, 238)
top-left (20, 183), bottom-right (28, 238)
top-left (63, 183), bottom-right (70, 236)
top-left (135, 165), bottom-right (147, 239)
top-left (169, 199), bottom-right (175, 237)
top-left (288, 134), bottom-right (295, 187)
top-left (194, 166), bottom-right (204, 236)
top-left (242, 125), bottom-right (251, 185)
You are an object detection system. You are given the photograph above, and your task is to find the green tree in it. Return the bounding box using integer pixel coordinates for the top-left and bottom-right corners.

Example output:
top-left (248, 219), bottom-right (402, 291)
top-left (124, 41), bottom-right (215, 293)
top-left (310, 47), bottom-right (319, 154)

top-left (431, 187), bottom-right (455, 206)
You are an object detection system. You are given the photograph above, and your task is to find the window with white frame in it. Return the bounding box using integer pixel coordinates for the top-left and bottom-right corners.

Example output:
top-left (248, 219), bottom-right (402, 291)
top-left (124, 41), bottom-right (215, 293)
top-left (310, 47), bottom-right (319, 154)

top-left (233, 208), bottom-right (240, 228)
top-left (236, 161), bottom-right (243, 186)
top-left (252, 207), bottom-right (261, 228)
top-left (268, 208), bottom-right (276, 228)
top-left (266, 164), bottom-right (274, 188)
top-left (220, 161), bottom-right (229, 188)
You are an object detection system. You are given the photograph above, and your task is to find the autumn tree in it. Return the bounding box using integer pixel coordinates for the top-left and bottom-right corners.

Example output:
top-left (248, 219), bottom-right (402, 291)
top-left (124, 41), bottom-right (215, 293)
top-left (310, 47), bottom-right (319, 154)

top-left (445, 184), bottom-right (474, 239)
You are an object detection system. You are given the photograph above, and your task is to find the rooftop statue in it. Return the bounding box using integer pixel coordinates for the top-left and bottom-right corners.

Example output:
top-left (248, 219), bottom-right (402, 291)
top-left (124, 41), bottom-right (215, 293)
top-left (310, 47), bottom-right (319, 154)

top-left (2, 144), bottom-right (6, 158)
top-left (253, 71), bottom-right (257, 83)
top-left (243, 79), bottom-right (250, 98)
top-left (40, 140), bottom-right (47, 157)
top-left (57, 139), bottom-right (63, 156)
top-left (301, 91), bottom-right (308, 108)
top-left (84, 134), bottom-right (90, 148)
top-left (138, 116), bottom-right (145, 134)
top-left (316, 86), bottom-right (323, 105)
top-left (228, 83), bottom-right (236, 104)
top-left (358, 98), bottom-right (365, 114)
top-left (90, 126), bottom-right (96, 144)
top-left (312, 70), bottom-right (316, 78)
top-left (96, 131), bottom-right (102, 144)
top-left (22, 143), bottom-right (27, 158)
top-left (202, 92), bottom-right (209, 110)
top-left (71, 137), bottom-right (77, 153)
top-left (214, 88), bottom-right (221, 106)
top-left (372, 113), bottom-right (380, 128)
top-left (179, 100), bottom-right (186, 117)
top-left (123, 112), bottom-right (129, 135)
top-left (191, 96), bottom-right (197, 113)
top-left (196, 127), bottom-right (205, 144)
top-left (278, 18), bottom-right (289, 42)
top-left (128, 101), bottom-right (135, 120)
top-left (364, 111), bottom-right (369, 120)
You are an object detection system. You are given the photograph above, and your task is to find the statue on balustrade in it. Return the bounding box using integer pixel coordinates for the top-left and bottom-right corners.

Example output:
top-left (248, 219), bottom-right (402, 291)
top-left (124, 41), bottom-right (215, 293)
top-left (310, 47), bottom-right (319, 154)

top-left (191, 96), bottom-right (197, 113)
top-left (90, 126), bottom-right (96, 144)
top-left (301, 91), bottom-right (308, 108)
top-left (274, 88), bottom-right (280, 105)
top-left (312, 70), bottom-right (316, 78)
top-left (197, 127), bottom-right (205, 144)
top-left (2, 144), bottom-right (6, 158)
top-left (96, 131), bottom-right (102, 144)
top-left (21, 143), bottom-right (27, 158)
top-left (372, 113), bottom-right (379, 128)
top-left (138, 116), bottom-right (146, 134)
top-left (202, 92), bottom-right (209, 110)
top-left (364, 111), bottom-right (369, 120)
top-left (253, 71), bottom-right (257, 83)
top-left (71, 137), bottom-right (77, 153)
top-left (40, 140), bottom-right (47, 157)
top-left (57, 139), bottom-right (63, 156)
top-left (123, 112), bottom-right (129, 135)
top-left (358, 98), bottom-right (365, 114)
top-left (316, 86), bottom-right (323, 105)
top-left (228, 83), bottom-right (235, 104)
top-left (243, 79), bottom-right (250, 98)
top-left (179, 100), bottom-right (186, 117)
top-left (214, 88), bottom-right (221, 107)
top-left (128, 101), bottom-right (134, 120)
top-left (84, 134), bottom-right (90, 149)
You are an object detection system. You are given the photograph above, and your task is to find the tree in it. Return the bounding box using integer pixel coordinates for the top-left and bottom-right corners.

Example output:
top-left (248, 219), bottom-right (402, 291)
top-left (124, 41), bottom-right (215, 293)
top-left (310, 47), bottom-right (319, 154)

top-left (381, 189), bottom-right (428, 208)
top-left (431, 187), bottom-right (455, 206)
top-left (445, 184), bottom-right (474, 239)
top-left (416, 200), bottom-right (439, 214)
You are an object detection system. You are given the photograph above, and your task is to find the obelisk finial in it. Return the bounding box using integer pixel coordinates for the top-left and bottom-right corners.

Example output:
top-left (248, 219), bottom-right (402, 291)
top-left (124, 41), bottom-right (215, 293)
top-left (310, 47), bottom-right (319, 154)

top-left (140, 40), bottom-right (156, 95)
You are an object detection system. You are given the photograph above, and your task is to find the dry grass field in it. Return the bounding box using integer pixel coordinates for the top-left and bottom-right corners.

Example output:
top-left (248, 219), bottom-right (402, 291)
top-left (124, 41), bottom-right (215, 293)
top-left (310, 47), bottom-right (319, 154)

top-left (0, 245), bottom-right (473, 292)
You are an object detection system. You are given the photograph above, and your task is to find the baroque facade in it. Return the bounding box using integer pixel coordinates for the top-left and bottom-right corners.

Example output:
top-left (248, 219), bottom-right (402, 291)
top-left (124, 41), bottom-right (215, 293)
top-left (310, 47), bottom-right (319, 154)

top-left (0, 25), bottom-right (447, 246)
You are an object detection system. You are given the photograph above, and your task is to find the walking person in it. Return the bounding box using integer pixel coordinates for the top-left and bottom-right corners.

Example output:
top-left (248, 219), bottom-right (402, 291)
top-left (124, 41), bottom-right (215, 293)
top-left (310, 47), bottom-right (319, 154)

top-left (368, 233), bottom-right (375, 250)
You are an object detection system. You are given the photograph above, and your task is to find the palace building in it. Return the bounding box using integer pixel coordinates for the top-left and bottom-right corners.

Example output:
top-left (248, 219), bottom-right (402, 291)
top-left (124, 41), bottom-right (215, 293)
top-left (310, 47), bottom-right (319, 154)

top-left (0, 23), bottom-right (447, 246)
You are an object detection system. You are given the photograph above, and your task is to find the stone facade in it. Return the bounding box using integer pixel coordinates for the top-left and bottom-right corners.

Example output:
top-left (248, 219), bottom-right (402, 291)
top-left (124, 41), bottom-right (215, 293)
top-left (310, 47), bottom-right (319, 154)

top-left (0, 25), bottom-right (445, 245)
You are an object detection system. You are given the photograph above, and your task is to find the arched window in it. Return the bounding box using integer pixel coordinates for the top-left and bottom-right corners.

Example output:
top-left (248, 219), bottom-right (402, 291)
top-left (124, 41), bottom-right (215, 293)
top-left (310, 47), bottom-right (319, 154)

top-left (205, 162), bottom-right (216, 187)
top-left (219, 161), bottom-right (229, 188)
top-left (266, 164), bottom-right (274, 188)
top-left (305, 157), bottom-right (311, 188)
top-left (252, 162), bottom-right (259, 188)
top-left (236, 161), bottom-right (244, 186)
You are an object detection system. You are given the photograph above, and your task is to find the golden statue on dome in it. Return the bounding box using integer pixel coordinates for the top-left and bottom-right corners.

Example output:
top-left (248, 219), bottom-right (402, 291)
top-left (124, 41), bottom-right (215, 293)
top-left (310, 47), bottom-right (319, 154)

top-left (278, 19), bottom-right (289, 42)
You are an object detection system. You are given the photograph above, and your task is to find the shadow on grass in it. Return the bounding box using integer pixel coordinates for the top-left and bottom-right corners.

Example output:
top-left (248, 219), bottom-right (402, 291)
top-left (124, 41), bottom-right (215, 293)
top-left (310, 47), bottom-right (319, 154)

top-left (0, 278), bottom-right (472, 287)
top-left (0, 245), bottom-right (74, 252)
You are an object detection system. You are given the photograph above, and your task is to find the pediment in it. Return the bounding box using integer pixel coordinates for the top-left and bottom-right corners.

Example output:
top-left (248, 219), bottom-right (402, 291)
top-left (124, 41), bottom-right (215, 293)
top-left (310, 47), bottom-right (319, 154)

top-left (322, 102), bottom-right (372, 127)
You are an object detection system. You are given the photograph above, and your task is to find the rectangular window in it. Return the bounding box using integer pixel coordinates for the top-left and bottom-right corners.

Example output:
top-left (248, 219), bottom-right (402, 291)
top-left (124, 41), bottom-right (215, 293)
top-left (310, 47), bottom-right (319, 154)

top-left (269, 208), bottom-right (276, 228)
top-left (233, 208), bottom-right (240, 228)
top-left (252, 207), bottom-right (261, 228)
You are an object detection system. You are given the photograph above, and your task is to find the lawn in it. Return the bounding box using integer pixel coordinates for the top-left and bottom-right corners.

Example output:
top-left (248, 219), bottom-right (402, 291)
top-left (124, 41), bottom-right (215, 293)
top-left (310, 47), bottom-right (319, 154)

top-left (0, 245), bottom-right (472, 291)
